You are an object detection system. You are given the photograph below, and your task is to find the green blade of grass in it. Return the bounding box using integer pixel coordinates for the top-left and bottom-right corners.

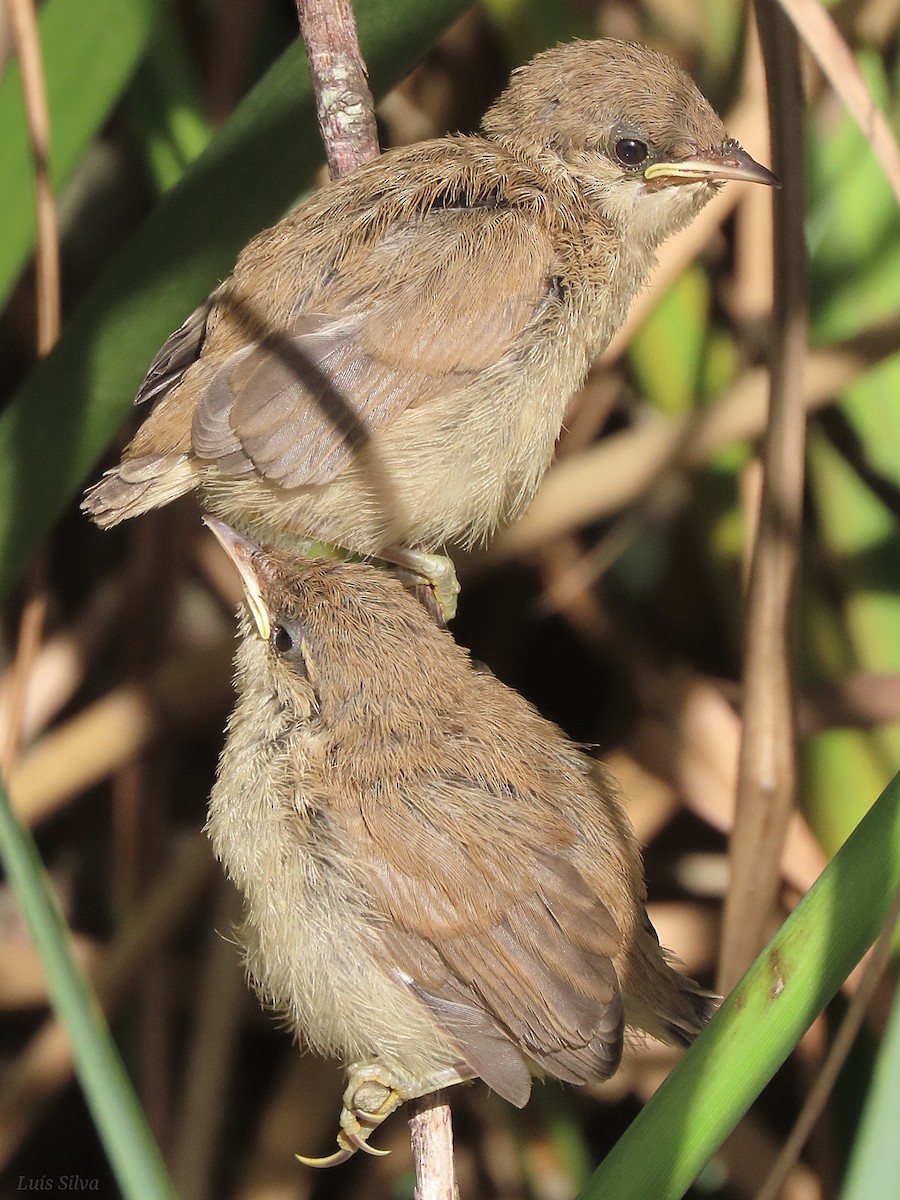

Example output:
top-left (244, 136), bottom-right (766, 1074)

top-left (0, 780), bottom-right (176, 1198)
top-left (0, 0), bottom-right (471, 598)
top-left (840, 965), bottom-right (900, 1200)
top-left (575, 768), bottom-right (900, 1200)
top-left (0, 0), bottom-right (159, 307)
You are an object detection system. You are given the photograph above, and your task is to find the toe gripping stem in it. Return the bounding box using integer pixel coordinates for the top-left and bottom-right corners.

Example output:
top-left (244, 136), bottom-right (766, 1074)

top-left (296, 1070), bottom-right (404, 1168)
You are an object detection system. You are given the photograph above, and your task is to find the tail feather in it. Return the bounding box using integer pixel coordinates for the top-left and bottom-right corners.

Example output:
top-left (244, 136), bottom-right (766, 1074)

top-left (622, 921), bottom-right (720, 1048)
top-left (82, 453), bottom-right (197, 527)
top-left (660, 974), bottom-right (720, 1046)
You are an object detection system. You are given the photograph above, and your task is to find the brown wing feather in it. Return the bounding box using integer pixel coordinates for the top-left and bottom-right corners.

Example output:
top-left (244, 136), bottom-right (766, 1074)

top-left (192, 318), bottom-right (426, 486)
top-left (135, 291), bottom-right (220, 407)
top-left (339, 775), bottom-right (625, 1106)
top-left (190, 208), bottom-right (554, 488)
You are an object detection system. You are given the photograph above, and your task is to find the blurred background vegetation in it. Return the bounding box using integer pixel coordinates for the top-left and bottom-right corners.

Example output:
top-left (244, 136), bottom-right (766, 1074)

top-left (0, 0), bottom-right (899, 1196)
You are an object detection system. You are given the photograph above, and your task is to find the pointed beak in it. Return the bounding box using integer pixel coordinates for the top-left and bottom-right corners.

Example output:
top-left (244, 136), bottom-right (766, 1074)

top-left (644, 143), bottom-right (780, 188)
top-left (203, 516), bottom-right (272, 641)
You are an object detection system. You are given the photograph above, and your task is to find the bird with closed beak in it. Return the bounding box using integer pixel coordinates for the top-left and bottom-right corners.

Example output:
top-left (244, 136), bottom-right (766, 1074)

top-left (84, 39), bottom-right (777, 618)
top-left (204, 516), bottom-right (716, 1166)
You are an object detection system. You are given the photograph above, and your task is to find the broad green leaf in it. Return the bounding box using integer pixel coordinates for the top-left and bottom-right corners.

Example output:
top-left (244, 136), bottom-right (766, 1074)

top-left (577, 768), bottom-right (900, 1200)
top-left (841, 970), bottom-right (900, 1200)
top-left (126, 9), bottom-right (212, 193)
top-left (0, 0), bottom-right (160, 306)
top-left (0, 779), bottom-right (176, 1199)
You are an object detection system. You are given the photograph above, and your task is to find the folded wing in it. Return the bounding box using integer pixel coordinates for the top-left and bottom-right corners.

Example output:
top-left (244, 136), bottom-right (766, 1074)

top-left (190, 207), bottom-right (557, 487)
top-left (341, 774), bottom-right (625, 1107)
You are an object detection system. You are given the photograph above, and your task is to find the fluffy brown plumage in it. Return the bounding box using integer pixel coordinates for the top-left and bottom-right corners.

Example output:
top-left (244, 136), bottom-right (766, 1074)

top-left (84, 39), bottom-right (775, 562)
top-left (205, 519), bottom-right (716, 1163)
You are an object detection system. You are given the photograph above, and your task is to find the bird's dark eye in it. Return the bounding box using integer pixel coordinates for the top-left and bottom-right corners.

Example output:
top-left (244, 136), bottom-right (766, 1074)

top-left (615, 138), bottom-right (649, 168)
top-left (272, 624), bottom-right (294, 654)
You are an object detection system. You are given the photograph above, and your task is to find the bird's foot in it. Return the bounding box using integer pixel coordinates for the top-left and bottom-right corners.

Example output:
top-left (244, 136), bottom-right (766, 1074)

top-left (296, 1062), bottom-right (472, 1168)
top-left (296, 1064), bottom-right (406, 1168)
top-left (380, 547), bottom-right (460, 623)
top-left (248, 533), bottom-right (461, 623)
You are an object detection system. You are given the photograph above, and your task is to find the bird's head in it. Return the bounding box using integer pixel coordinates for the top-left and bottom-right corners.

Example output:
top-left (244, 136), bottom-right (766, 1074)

top-left (481, 39), bottom-right (778, 248)
top-left (204, 518), bottom-right (463, 732)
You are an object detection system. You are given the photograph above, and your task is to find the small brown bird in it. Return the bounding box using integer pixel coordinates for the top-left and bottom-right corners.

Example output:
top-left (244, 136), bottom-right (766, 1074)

top-left (84, 40), bottom-right (776, 614)
top-left (205, 517), bottom-right (715, 1166)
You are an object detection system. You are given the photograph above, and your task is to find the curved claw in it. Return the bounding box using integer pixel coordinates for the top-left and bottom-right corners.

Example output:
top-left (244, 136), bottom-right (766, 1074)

top-left (295, 1129), bottom-right (392, 1168)
top-left (350, 1132), bottom-right (391, 1158)
top-left (295, 1148), bottom-right (354, 1169)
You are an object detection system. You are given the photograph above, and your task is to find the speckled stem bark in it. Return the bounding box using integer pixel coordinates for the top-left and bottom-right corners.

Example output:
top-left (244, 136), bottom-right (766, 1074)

top-left (409, 1093), bottom-right (459, 1200)
top-left (295, 0), bottom-right (380, 178)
